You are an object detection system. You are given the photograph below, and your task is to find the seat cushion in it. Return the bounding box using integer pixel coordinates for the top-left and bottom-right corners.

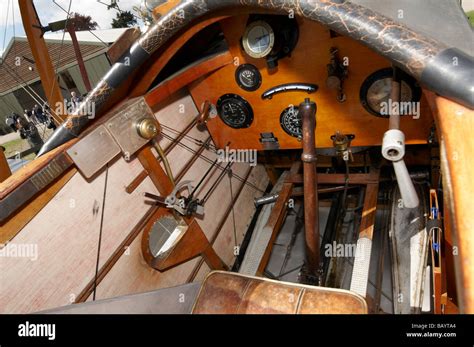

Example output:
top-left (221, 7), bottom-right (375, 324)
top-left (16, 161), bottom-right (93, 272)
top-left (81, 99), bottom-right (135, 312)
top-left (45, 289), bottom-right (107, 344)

top-left (192, 271), bottom-right (368, 314)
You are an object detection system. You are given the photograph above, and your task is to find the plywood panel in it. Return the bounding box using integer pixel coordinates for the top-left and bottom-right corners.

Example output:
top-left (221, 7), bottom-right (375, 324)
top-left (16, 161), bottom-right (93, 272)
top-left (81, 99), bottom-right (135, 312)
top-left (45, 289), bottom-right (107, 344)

top-left (93, 235), bottom-right (201, 300)
top-left (211, 165), bottom-right (268, 265)
top-left (0, 91), bottom-right (268, 313)
top-left (189, 16), bottom-right (433, 150)
top-left (0, 153), bottom-right (157, 313)
top-left (0, 168), bottom-right (77, 244)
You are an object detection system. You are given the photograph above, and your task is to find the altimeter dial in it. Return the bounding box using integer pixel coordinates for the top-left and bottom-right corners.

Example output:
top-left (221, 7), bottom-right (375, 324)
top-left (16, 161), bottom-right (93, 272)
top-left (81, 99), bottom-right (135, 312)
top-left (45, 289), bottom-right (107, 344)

top-left (280, 106), bottom-right (302, 138)
top-left (216, 94), bottom-right (254, 129)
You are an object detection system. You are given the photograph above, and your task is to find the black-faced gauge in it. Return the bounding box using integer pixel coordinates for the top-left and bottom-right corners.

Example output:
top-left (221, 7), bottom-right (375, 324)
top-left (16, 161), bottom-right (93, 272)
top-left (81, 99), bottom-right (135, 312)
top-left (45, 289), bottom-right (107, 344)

top-left (235, 64), bottom-right (262, 91)
top-left (280, 106), bottom-right (302, 138)
top-left (216, 94), bottom-right (254, 129)
top-left (242, 20), bottom-right (275, 59)
top-left (360, 67), bottom-right (422, 117)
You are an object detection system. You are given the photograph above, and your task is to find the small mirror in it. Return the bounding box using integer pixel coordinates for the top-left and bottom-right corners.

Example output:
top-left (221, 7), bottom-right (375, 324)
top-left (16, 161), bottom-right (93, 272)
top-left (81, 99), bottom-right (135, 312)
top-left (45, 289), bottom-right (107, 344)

top-left (148, 215), bottom-right (187, 259)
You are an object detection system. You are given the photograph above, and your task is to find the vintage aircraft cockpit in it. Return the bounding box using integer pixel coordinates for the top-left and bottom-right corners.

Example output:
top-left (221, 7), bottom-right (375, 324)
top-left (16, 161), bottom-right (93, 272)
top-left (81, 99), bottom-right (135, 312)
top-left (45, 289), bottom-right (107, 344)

top-left (0, 0), bottom-right (473, 318)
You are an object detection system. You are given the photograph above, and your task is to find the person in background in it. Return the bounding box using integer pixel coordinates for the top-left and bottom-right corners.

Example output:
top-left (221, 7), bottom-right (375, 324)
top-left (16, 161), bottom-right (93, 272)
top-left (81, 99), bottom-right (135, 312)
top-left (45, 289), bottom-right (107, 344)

top-left (5, 112), bottom-right (20, 132)
top-left (33, 104), bottom-right (46, 123)
top-left (41, 103), bottom-right (57, 130)
top-left (47, 116), bottom-right (57, 130)
top-left (69, 91), bottom-right (82, 111)
top-left (15, 116), bottom-right (44, 154)
top-left (24, 109), bottom-right (35, 124)
top-left (5, 114), bottom-right (17, 132)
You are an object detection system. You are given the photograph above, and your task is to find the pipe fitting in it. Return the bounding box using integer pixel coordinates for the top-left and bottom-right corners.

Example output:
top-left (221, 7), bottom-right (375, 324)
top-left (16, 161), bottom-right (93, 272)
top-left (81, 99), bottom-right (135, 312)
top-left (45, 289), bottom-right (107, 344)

top-left (382, 129), bottom-right (405, 162)
top-left (301, 153), bottom-right (318, 163)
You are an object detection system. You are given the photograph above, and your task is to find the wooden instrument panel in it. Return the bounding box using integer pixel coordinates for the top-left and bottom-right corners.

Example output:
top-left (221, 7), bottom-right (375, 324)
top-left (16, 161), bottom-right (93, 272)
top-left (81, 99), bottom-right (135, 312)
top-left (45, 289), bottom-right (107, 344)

top-left (189, 15), bottom-right (433, 150)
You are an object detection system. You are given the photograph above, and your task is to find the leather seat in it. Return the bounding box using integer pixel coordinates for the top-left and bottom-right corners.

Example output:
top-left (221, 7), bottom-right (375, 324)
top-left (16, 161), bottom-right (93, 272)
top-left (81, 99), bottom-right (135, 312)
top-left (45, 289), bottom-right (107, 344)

top-left (192, 271), bottom-right (368, 314)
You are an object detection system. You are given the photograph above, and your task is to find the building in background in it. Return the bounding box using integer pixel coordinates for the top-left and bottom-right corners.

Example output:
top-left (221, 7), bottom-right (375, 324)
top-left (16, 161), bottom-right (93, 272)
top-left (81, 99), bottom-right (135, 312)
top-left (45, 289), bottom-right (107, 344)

top-left (0, 28), bottom-right (130, 135)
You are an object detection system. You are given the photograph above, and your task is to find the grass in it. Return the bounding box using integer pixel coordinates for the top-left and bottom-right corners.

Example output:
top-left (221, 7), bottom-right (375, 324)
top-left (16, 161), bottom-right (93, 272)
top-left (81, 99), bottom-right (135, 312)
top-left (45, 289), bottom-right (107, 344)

top-left (1, 125), bottom-right (53, 161)
top-left (1, 138), bottom-right (29, 158)
top-left (1, 138), bottom-right (36, 161)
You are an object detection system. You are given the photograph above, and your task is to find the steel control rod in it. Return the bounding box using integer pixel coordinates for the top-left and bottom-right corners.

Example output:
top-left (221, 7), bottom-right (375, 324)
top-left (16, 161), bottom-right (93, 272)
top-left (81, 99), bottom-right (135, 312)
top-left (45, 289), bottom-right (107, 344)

top-left (382, 68), bottom-right (419, 208)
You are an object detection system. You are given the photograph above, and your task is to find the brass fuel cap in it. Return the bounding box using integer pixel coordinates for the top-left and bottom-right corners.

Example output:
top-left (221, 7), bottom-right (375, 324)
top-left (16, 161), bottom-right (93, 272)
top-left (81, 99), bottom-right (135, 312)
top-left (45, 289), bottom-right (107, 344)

top-left (136, 118), bottom-right (160, 139)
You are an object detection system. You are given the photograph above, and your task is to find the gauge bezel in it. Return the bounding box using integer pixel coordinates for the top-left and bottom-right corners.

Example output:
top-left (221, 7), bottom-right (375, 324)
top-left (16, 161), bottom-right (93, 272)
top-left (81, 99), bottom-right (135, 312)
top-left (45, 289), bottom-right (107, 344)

top-left (242, 20), bottom-right (275, 59)
top-left (280, 105), bottom-right (302, 138)
top-left (359, 67), bottom-right (422, 117)
top-left (235, 64), bottom-right (262, 92)
top-left (216, 93), bottom-right (254, 129)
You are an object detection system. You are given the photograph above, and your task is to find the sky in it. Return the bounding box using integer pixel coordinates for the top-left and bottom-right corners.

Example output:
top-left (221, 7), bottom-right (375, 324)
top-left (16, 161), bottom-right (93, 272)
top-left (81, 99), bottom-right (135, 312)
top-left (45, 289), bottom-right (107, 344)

top-left (0, 0), bottom-right (142, 56)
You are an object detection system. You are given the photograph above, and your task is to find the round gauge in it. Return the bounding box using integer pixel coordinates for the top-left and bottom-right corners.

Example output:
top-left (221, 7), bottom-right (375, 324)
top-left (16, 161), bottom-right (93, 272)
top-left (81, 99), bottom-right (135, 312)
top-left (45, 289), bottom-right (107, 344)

top-left (280, 106), bottom-right (302, 138)
top-left (235, 64), bottom-right (262, 91)
top-left (242, 20), bottom-right (275, 59)
top-left (216, 94), bottom-right (254, 129)
top-left (360, 67), bottom-right (422, 117)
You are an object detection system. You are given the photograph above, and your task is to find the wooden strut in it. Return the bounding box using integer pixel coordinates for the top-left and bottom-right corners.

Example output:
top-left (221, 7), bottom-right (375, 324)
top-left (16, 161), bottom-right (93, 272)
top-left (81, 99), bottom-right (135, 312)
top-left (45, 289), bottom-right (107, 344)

top-left (425, 91), bottom-right (474, 313)
top-left (18, 0), bottom-right (66, 122)
top-left (127, 48), bottom-right (233, 193)
top-left (286, 173), bottom-right (379, 185)
top-left (0, 146), bottom-right (12, 183)
top-left (137, 144), bottom-right (174, 196)
top-left (67, 21), bottom-right (92, 92)
top-left (136, 137), bottom-right (227, 272)
top-left (139, 134), bottom-right (227, 273)
top-left (256, 162), bottom-right (301, 276)
top-left (126, 118), bottom-right (198, 194)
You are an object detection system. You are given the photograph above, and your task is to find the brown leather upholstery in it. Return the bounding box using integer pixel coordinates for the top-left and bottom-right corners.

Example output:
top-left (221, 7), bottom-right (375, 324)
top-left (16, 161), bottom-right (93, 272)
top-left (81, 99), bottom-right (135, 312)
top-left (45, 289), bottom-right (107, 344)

top-left (192, 271), bottom-right (368, 314)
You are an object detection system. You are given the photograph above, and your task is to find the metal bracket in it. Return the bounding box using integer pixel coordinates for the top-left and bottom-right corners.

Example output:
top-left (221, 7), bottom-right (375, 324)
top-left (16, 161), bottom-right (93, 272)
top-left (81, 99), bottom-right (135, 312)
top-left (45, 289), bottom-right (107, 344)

top-left (67, 125), bottom-right (121, 178)
top-left (106, 98), bottom-right (156, 161)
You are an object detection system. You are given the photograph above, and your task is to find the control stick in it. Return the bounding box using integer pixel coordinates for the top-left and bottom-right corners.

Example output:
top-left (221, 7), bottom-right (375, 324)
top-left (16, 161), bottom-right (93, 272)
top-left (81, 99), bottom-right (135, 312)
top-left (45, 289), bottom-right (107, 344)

top-left (381, 68), bottom-right (419, 208)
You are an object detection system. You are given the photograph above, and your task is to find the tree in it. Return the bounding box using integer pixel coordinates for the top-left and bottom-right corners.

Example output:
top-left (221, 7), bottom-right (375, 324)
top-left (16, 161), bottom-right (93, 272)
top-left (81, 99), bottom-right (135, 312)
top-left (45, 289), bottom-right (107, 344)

top-left (467, 10), bottom-right (474, 28)
top-left (111, 11), bottom-right (137, 28)
top-left (71, 13), bottom-right (98, 31)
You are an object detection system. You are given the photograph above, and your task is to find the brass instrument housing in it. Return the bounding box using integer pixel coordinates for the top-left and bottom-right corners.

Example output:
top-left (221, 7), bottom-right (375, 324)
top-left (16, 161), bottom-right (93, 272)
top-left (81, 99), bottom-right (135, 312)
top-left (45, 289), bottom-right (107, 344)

top-left (136, 118), bottom-right (161, 140)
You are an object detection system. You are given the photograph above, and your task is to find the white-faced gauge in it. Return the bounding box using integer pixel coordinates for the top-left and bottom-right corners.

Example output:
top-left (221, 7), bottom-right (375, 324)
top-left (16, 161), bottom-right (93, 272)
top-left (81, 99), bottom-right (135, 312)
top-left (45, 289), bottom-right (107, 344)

top-left (242, 20), bottom-right (275, 59)
top-left (235, 64), bottom-right (262, 91)
top-left (360, 67), bottom-right (421, 117)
